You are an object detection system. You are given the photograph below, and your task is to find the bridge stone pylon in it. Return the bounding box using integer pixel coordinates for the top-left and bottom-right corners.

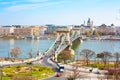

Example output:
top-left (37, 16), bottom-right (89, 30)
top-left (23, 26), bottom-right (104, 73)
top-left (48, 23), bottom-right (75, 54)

top-left (53, 28), bottom-right (71, 62)
top-left (53, 28), bottom-right (82, 62)
top-left (71, 28), bottom-right (81, 36)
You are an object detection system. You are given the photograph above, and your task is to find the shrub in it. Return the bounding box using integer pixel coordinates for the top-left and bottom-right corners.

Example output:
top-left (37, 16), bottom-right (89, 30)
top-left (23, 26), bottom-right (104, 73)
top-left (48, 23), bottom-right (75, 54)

top-left (90, 63), bottom-right (114, 70)
top-left (11, 75), bottom-right (36, 80)
top-left (90, 64), bottom-right (103, 69)
top-left (66, 76), bottom-right (75, 80)
top-left (108, 68), bottom-right (120, 75)
top-left (7, 73), bottom-right (14, 77)
top-left (16, 66), bottom-right (21, 68)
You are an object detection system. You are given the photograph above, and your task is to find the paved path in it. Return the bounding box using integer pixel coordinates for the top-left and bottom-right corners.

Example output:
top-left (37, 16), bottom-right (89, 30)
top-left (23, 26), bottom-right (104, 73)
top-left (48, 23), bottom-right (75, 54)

top-left (0, 56), bottom-right (43, 66)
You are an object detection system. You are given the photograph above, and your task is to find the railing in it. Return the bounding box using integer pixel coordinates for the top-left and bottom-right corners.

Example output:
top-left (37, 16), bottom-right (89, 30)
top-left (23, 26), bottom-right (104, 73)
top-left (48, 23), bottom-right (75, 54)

top-left (56, 34), bottom-right (81, 55)
top-left (71, 34), bottom-right (81, 42)
top-left (45, 35), bottom-right (60, 55)
top-left (70, 32), bottom-right (77, 42)
top-left (57, 42), bottom-right (68, 55)
top-left (55, 36), bottom-right (66, 52)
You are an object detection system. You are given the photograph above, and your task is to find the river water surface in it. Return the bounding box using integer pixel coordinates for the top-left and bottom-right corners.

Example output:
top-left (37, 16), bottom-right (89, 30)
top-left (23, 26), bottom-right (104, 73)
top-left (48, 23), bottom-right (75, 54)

top-left (0, 39), bottom-right (120, 59)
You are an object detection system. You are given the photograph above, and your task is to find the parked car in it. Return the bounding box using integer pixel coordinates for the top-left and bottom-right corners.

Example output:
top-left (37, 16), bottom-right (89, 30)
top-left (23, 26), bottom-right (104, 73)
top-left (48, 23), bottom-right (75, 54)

top-left (56, 73), bottom-right (62, 77)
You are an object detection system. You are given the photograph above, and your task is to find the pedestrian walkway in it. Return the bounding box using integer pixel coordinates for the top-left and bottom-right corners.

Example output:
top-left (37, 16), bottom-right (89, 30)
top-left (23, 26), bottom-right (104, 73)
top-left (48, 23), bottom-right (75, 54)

top-left (0, 56), bottom-right (43, 66)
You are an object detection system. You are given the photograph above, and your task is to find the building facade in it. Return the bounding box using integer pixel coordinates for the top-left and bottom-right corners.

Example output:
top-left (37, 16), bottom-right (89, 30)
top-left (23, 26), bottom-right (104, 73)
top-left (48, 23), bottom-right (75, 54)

top-left (0, 26), bottom-right (15, 36)
top-left (45, 24), bottom-right (67, 34)
top-left (39, 26), bottom-right (47, 35)
top-left (14, 26), bottom-right (40, 37)
top-left (96, 24), bottom-right (117, 35)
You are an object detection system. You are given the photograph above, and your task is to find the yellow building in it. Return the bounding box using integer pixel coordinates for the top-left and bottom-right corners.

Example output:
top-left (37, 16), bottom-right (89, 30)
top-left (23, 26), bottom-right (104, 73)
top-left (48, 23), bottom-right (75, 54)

top-left (14, 26), bottom-right (40, 37)
top-left (30, 26), bottom-right (40, 37)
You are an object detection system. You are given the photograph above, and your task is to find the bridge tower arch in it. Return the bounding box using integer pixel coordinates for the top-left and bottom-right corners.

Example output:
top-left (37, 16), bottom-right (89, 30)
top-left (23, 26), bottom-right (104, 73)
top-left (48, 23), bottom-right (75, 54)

top-left (56, 28), bottom-right (71, 45)
top-left (53, 28), bottom-right (71, 62)
top-left (72, 28), bottom-right (81, 36)
top-left (52, 28), bottom-right (83, 62)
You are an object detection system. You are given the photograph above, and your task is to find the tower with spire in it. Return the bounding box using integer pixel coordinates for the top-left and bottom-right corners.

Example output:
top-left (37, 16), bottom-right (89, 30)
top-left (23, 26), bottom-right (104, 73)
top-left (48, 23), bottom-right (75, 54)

top-left (87, 18), bottom-right (91, 27)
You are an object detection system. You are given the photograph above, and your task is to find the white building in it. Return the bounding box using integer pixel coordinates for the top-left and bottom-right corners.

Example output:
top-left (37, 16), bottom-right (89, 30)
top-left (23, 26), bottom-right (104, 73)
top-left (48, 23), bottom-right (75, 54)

top-left (0, 26), bottom-right (15, 36)
top-left (39, 26), bottom-right (47, 35)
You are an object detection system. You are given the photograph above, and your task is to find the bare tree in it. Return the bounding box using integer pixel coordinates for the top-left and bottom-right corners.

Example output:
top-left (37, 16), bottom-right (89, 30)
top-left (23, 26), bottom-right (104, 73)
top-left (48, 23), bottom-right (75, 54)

top-left (37, 50), bottom-right (41, 57)
top-left (80, 49), bottom-right (96, 66)
top-left (58, 50), bottom-right (74, 63)
top-left (66, 63), bottom-right (80, 80)
top-left (72, 64), bottom-right (80, 79)
top-left (10, 46), bottom-right (22, 58)
top-left (114, 52), bottom-right (120, 67)
top-left (28, 50), bottom-right (34, 58)
top-left (97, 51), bottom-right (112, 67)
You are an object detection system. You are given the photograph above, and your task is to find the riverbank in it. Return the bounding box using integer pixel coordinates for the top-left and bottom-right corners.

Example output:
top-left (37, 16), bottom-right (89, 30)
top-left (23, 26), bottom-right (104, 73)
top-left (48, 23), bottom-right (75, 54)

top-left (0, 34), bottom-right (56, 40)
top-left (71, 60), bottom-right (120, 70)
top-left (84, 37), bottom-right (120, 41)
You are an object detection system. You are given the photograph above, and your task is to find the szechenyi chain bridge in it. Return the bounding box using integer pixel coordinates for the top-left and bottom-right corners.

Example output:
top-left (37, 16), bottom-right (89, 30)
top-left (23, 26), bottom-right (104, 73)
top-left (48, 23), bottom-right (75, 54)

top-left (44, 27), bottom-right (83, 62)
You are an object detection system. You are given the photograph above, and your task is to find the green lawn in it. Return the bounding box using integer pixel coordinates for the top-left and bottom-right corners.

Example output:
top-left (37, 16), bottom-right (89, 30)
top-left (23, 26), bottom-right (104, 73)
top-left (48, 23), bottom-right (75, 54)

top-left (0, 65), bottom-right (55, 80)
top-left (87, 63), bottom-right (115, 70)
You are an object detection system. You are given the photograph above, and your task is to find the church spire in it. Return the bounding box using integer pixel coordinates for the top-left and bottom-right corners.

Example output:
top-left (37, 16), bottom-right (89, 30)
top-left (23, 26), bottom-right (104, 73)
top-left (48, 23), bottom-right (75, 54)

top-left (87, 18), bottom-right (91, 26)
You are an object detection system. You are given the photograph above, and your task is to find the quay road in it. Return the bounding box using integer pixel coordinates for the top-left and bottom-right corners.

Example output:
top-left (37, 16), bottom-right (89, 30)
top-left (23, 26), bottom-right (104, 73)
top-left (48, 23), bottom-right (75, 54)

top-left (41, 54), bottom-right (66, 80)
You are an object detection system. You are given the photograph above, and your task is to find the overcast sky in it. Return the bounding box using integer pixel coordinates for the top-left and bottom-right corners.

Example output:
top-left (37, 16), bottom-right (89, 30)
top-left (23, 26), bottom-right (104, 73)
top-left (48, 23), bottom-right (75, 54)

top-left (0, 0), bottom-right (120, 26)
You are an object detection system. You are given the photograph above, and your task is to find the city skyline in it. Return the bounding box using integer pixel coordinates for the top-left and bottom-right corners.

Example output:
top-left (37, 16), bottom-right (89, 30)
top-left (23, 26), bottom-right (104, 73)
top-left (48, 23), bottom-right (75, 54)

top-left (0, 0), bottom-right (120, 26)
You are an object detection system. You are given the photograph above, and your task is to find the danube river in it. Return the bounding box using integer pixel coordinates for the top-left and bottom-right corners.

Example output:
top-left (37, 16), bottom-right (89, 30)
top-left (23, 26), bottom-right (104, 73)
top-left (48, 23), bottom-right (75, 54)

top-left (0, 39), bottom-right (120, 59)
top-left (0, 39), bottom-right (54, 58)
top-left (74, 40), bottom-right (120, 60)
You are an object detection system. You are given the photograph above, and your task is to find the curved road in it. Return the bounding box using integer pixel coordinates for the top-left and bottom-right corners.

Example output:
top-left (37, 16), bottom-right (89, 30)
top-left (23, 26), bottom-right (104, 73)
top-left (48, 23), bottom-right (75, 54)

top-left (41, 54), bottom-right (66, 80)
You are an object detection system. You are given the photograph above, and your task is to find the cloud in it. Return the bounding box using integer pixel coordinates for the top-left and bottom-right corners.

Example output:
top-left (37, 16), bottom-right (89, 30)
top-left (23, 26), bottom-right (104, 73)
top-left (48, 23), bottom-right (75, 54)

top-left (5, 1), bottom-right (63, 12)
